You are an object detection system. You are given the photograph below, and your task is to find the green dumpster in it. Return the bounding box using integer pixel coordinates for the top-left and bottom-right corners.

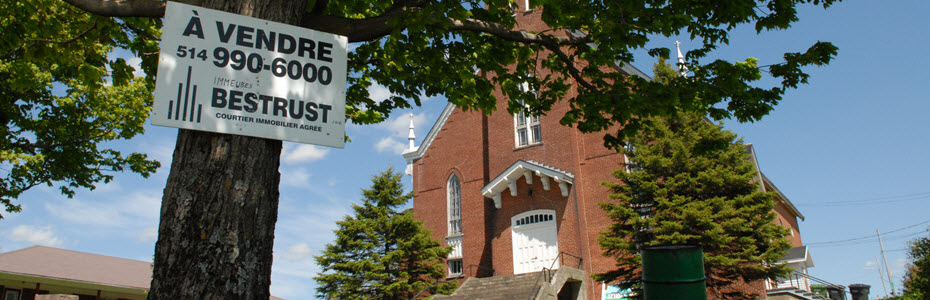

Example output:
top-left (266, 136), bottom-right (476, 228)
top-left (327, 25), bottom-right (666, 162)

top-left (641, 245), bottom-right (707, 300)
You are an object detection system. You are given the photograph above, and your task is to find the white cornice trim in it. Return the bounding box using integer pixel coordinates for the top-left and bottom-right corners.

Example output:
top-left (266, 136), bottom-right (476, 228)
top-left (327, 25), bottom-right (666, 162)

top-left (481, 160), bottom-right (574, 208)
top-left (403, 103), bottom-right (456, 163)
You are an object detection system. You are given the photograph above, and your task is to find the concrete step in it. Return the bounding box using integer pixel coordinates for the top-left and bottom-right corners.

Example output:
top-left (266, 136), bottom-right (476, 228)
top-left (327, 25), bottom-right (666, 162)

top-left (436, 272), bottom-right (544, 300)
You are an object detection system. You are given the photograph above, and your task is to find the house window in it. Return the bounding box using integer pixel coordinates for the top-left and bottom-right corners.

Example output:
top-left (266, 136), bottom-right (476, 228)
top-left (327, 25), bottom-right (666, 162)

top-left (515, 82), bottom-right (541, 147)
top-left (448, 174), bottom-right (462, 235)
top-left (623, 143), bottom-right (639, 173)
top-left (524, 0), bottom-right (533, 11)
top-left (448, 259), bottom-right (463, 276)
top-left (3, 289), bottom-right (20, 300)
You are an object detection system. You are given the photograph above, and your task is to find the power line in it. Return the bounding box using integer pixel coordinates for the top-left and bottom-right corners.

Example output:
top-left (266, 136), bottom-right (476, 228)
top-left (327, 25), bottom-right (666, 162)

top-left (797, 191), bottom-right (930, 207)
top-left (807, 233), bottom-right (876, 246)
top-left (884, 219), bottom-right (930, 235)
top-left (884, 229), bottom-right (929, 242)
top-left (806, 219), bottom-right (930, 246)
top-left (813, 228), bottom-right (929, 248)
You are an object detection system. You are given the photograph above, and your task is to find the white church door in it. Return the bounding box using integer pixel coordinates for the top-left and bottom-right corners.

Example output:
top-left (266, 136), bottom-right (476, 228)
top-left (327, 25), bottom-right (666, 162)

top-left (511, 209), bottom-right (559, 274)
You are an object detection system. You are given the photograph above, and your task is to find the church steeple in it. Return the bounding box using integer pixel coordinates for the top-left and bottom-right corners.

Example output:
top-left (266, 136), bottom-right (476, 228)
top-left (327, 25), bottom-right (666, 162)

top-left (676, 41), bottom-right (689, 78)
top-left (407, 113), bottom-right (416, 151)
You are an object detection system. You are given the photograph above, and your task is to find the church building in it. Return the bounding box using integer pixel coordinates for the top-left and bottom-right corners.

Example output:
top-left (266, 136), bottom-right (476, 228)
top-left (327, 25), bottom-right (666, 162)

top-left (401, 2), bottom-right (813, 300)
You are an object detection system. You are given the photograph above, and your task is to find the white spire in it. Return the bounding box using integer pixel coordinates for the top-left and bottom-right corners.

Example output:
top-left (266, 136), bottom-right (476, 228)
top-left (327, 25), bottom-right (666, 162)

top-left (675, 41), bottom-right (689, 78)
top-left (404, 113), bottom-right (417, 176)
top-left (407, 113), bottom-right (416, 151)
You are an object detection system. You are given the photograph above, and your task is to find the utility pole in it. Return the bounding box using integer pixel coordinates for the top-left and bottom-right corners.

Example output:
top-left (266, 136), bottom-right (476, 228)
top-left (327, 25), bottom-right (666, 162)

top-left (878, 229), bottom-right (895, 296)
top-left (875, 256), bottom-right (889, 298)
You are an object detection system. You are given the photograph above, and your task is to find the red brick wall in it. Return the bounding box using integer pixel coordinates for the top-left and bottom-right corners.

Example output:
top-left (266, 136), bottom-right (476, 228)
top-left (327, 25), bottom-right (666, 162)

top-left (774, 201), bottom-right (803, 247)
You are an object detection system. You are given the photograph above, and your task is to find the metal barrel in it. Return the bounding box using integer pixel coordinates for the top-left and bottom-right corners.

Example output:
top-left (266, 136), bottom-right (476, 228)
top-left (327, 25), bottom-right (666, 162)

top-left (641, 245), bottom-right (707, 300)
top-left (826, 285), bottom-right (846, 300)
top-left (848, 284), bottom-right (870, 300)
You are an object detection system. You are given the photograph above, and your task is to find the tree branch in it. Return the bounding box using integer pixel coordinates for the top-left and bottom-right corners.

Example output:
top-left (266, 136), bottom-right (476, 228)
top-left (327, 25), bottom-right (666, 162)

top-left (446, 18), bottom-right (597, 91)
top-left (446, 18), bottom-right (587, 46)
top-left (121, 22), bottom-right (161, 41)
top-left (302, 6), bottom-right (408, 43)
top-left (28, 21), bottom-right (98, 44)
top-left (62, 0), bottom-right (165, 18)
top-left (61, 0), bottom-right (598, 90)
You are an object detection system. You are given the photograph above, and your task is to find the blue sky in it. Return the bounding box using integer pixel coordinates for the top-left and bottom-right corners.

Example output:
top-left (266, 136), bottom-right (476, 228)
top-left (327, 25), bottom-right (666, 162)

top-left (1, 1), bottom-right (928, 300)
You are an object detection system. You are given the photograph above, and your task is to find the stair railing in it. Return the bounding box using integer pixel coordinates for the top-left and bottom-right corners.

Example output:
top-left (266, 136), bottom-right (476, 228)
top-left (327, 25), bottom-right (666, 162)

top-left (793, 270), bottom-right (846, 299)
top-left (768, 270), bottom-right (845, 299)
top-left (410, 264), bottom-right (494, 300)
top-left (525, 252), bottom-right (584, 300)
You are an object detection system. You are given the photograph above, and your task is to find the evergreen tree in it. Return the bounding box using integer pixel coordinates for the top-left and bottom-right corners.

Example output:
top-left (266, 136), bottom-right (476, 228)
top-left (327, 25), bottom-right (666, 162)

top-left (903, 230), bottom-right (930, 298)
top-left (315, 168), bottom-right (455, 299)
top-left (596, 111), bottom-right (791, 299)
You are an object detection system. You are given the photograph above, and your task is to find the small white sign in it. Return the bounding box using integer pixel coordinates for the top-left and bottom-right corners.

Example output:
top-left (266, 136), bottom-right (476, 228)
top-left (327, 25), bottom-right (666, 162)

top-left (153, 1), bottom-right (347, 148)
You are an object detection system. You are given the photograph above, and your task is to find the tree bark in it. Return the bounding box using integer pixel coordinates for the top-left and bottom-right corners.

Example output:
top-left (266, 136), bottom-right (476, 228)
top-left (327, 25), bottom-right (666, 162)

top-left (149, 1), bottom-right (307, 299)
top-left (150, 130), bottom-right (282, 299)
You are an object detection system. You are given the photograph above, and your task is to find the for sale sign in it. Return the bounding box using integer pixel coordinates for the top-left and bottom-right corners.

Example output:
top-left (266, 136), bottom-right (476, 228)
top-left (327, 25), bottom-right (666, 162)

top-left (153, 1), bottom-right (347, 148)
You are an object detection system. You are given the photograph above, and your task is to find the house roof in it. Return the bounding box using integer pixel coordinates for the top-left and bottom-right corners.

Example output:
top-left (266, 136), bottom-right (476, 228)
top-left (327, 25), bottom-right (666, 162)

top-left (480, 160), bottom-right (574, 208)
top-left (0, 246), bottom-right (287, 300)
top-left (778, 246), bottom-right (814, 268)
top-left (0, 245), bottom-right (152, 290)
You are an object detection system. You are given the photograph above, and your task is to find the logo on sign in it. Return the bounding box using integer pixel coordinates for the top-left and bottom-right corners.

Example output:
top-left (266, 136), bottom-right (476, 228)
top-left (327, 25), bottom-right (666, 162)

top-left (166, 66), bottom-right (204, 123)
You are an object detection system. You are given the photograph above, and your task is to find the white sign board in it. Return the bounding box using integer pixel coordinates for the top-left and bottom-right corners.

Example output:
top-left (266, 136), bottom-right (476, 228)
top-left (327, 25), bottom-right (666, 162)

top-left (153, 1), bottom-right (347, 148)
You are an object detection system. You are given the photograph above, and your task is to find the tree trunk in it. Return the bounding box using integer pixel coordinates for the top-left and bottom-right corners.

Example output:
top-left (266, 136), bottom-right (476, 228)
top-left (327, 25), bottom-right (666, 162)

top-left (148, 1), bottom-right (308, 298)
top-left (150, 129), bottom-right (282, 299)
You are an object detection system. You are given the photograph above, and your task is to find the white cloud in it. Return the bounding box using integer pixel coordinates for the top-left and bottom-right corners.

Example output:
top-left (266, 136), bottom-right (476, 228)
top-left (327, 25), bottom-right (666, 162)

top-left (44, 191), bottom-right (160, 228)
top-left (381, 112), bottom-right (429, 135)
top-left (280, 167), bottom-right (311, 188)
top-left (282, 144), bottom-right (329, 164)
top-left (6, 225), bottom-right (63, 247)
top-left (375, 137), bottom-right (407, 154)
top-left (127, 56), bottom-right (145, 77)
top-left (138, 227), bottom-right (158, 243)
top-left (92, 180), bottom-right (124, 193)
top-left (370, 113), bottom-right (431, 154)
top-left (368, 84), bottom-right (392, 103)
top-left (283, 243), bottom-right (314, 262)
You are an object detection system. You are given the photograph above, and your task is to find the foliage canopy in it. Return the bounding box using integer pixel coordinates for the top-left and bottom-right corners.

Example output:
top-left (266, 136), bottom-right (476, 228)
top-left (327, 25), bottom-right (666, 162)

top-left (66, 0), bottom-right (840, 148)
top-left (0, 0), bottom-right (161, 216)
top-left (314, 168), bottom-right (455, 299)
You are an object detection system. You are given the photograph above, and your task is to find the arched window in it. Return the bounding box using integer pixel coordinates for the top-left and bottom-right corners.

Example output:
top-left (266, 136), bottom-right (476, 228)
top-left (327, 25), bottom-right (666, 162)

top-left (448, 174), bottom-right (462, 235)
top-left (447, 174), bottom-right (463, 275)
